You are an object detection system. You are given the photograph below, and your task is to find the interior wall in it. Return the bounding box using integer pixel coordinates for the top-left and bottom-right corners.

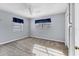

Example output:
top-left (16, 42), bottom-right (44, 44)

top-left (30, 13), bottom-right (65, 42)
top-left (0, 9), bottom-right (65, 44)
top-left (75, 3), bottom-right (79, 47)
top-left (0, 10), bottom-right (29, 44)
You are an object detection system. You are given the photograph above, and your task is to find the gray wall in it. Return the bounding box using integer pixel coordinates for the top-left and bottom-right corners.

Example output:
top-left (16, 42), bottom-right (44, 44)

top-left (30, 13), bottom-right (65, 42)
top-left (0, 10), bottom-right (29, 44)
top-left (75, 4), bottom-right (79, 47)
top-left (0, 9), bottom-right (65, 44)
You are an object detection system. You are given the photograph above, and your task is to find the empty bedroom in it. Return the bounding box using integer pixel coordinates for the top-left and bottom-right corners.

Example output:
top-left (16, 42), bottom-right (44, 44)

top-left (0, 3), bottom-right (74, 56)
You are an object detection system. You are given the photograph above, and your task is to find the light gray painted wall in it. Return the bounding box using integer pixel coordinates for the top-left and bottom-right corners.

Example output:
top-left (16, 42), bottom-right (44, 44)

top-left (75, 3), bottom-right (79, 47)
top-left (30, 13), bottom-right (65, 42)
top-left (0, 9), bottom-right (65, 44)
top-left (0, 10), bottom-right (29, 44)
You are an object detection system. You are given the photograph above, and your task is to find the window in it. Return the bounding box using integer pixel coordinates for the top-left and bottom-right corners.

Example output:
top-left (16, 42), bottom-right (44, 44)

top-left (13, 17), bottom-right (24, 32)
top-left (35, 18), bottom-right (51, 24)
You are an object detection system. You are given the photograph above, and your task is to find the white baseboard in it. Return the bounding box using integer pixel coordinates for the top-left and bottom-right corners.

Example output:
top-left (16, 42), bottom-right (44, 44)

top-left (0, 36), bottom-right (65, 45)
top-left (30, 36), bottom-right (65, 43)
top-left (0, 36), bottom-right (29, 45)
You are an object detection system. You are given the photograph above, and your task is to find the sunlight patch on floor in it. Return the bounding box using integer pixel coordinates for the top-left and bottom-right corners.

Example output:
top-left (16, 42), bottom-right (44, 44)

top-left (75, 49), bottom-right (79, 56)
top-left (32, 44), bottom-right (65, 56)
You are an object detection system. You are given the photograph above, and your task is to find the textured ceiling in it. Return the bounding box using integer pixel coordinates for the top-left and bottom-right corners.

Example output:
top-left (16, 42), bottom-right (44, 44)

top-left (0, 3), bottom-right (68, 18)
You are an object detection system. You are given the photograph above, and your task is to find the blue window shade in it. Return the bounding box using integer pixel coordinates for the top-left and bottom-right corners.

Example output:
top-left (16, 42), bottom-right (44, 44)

top-left (35, 18), bottom-right (51, 24)
top-left (13, 17), bottom-right (24, 23)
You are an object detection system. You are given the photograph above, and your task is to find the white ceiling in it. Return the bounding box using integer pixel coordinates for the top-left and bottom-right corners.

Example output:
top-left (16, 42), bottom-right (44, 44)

top-left (0, 3), bottom-right (68, 18)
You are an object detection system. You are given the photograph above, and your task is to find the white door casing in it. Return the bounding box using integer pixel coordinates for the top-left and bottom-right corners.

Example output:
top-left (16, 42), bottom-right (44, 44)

top-left (65, 3), bottom-right (75, 56)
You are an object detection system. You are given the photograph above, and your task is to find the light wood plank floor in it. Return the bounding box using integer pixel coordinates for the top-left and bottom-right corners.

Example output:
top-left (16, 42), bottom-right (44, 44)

top-left (0, 37), bottom-right (68, 56)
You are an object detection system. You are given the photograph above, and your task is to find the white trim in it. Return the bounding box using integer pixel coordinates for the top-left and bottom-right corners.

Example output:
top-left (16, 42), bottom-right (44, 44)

top-left (0, 36), bottom-right (29, 45)
top-left (31, 36), bottom-right (64, 43)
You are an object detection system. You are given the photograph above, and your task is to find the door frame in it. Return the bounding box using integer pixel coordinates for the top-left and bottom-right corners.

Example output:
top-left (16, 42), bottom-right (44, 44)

top-left (68, 3), bottom-right (75, 56)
